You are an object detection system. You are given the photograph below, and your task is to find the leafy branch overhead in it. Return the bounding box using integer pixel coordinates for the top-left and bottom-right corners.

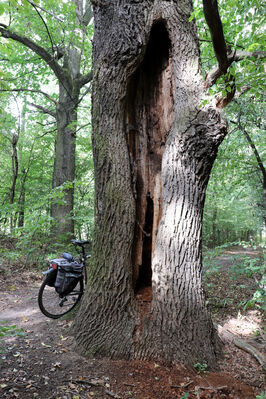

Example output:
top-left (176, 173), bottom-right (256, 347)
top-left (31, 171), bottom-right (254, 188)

top-left (0, 0), bottom-right (93, 106)
top-left (204, 49), bottom-right (266, 90)
top-left (0, 22), bottom-right (92, 102)
top-left (0, 23), bottom-right (67, 87)
top-left (202, 0), bottom-right (265, 106)
top-left (231, 116), bottom-right (266, 194)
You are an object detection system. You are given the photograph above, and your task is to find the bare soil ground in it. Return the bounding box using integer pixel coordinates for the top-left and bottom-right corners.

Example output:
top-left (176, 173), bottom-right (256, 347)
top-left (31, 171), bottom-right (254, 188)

top-left (0, 246), bottom-right (265, 399)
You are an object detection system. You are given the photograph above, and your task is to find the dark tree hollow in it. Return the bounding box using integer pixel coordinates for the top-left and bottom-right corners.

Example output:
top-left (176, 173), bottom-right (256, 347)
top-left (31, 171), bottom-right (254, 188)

top-left (125, 21), bottom-right (174, 294)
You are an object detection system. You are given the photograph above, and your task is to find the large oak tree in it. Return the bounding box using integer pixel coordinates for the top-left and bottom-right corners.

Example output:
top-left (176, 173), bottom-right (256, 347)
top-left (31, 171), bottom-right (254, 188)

top-left (73, 0), bottom-right (265, 367)
top-left (72, 0), bottom-right (213, 366)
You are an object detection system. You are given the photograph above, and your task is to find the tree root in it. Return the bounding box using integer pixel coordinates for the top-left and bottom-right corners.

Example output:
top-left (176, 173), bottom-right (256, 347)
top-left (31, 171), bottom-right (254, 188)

top-left (216, 323), bottom-right (266, 369)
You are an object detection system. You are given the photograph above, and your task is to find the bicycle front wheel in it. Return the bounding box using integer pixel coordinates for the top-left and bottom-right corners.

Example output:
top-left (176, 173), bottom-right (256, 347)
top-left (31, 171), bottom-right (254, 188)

top-left (38, 276), bottom-right (84, 319)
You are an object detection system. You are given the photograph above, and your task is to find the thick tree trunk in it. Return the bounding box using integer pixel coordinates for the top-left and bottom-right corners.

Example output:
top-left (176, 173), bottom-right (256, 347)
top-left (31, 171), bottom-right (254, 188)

top-left (73, 1), bottom-right (227, 367)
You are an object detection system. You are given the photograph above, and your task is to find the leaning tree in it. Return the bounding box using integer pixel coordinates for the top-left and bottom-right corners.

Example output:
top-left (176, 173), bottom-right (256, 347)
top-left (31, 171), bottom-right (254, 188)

top-left (73, 0), bottom-right (265, 366)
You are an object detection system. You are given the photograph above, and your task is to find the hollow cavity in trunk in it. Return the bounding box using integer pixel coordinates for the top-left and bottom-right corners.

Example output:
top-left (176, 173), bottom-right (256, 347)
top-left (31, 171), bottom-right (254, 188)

top-left (125, 21), bottom-right (174, 295)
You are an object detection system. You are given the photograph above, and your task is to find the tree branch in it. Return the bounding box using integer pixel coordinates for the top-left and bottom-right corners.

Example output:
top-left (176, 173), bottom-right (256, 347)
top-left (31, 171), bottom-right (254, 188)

top-left (36, 128), bottom-right (57, 138)
top-left (205, 50), bottom-right (266, 88)
top-left (78, 71), bottom-right (93, 88)
top-left (199, 38), bottom-right (245, 50)
top-left (232, 118), bottom-right (266, 182)
top-left (76, 85), bottom-right (91, 106)
top-left (202, 0), bottom-right (266, 109)
top-left (28, 102), bottom-right (56, 118)
top-left (0, 88), bottom-right (57, 104)
top-left (36, 120), bottom-right (56, 127)
top-left (0, 24), bottom-right (66, 86)
top-left (243, 130), bottom-right (266, 181)
top-left (217, 325), bottom-right (266, 368)
top-left (203, 0), bottom-right (228, 73)
top-left (26, 0), bottom-right (55, 52)
top-left (76, 122), bottom-right (91, 134)
top-left (233, 50), bottom-right (266, 62)
top-left (82, 1), bottom-right (93, 26)
top-left (25, 0), bottom-right (63, 22)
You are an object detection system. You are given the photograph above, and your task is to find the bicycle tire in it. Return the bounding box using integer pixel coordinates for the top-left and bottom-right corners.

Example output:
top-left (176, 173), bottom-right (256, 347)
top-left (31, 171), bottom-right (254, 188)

top-left (38, 275), bottom-right (84, 319)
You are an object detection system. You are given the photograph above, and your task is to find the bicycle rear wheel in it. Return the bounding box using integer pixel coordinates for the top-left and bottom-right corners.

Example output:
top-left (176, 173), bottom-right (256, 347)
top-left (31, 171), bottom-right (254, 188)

top-left (38, 276), bottom-right (84, 319)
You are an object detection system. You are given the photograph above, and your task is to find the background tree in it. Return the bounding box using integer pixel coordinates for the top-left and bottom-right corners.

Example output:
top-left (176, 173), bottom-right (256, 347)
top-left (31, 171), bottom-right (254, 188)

top-left (0, 0), bottom-right (93, 239)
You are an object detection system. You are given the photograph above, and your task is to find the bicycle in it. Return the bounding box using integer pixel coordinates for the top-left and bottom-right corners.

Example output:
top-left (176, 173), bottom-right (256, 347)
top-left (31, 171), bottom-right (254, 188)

top-left (38, 239), bottom-right (90, 319)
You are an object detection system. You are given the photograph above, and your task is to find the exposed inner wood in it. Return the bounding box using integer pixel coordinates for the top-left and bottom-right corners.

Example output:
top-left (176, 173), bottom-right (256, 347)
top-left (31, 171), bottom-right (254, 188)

top-left (125, 21), bottom-right (174, 293)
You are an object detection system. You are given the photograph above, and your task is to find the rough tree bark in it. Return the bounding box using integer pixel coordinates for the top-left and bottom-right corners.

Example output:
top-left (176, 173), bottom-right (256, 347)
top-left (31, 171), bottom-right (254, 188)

top-left (73, 0), bottom-right (227, 367)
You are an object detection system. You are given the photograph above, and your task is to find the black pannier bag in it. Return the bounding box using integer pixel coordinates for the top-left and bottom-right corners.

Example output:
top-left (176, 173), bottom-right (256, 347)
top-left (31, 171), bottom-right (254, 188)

top-left (52, 259), bottom-right (83, 296)
top-left (46, 268), bottom-right (57, 287)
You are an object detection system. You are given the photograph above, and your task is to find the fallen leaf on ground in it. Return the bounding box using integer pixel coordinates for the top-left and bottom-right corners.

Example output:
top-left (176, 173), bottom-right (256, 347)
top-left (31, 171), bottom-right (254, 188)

top-left (41, 342), bottom-right (51, 347)
top-left (69, 382), bottom-right (76, 389)
top-left (61, 347), bottom-right (67, 352)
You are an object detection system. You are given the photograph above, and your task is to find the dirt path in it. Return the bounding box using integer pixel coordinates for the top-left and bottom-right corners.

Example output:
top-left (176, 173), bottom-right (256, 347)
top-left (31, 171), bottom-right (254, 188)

top-left (0, 248), bottom-right (264, 399)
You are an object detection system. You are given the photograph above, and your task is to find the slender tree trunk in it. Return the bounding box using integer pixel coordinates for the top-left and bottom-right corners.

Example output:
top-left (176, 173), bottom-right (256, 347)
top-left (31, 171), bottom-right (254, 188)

top-left (212, 203), bottom-right (218, 247)
top-left (9, 131), bottom-right (19, 230)
top-left (10, 133), bottom-right (19, 205)
top-left (17, 190), bottom-right (25, 228)
top-left (73, 1), bottom-right (227, 367)
top-left (18, 169), bottom-right (26, 228)
top-left (17, 102), bottom-right (28, 229)
top-left (51, 48), bottom-right (81, 239)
